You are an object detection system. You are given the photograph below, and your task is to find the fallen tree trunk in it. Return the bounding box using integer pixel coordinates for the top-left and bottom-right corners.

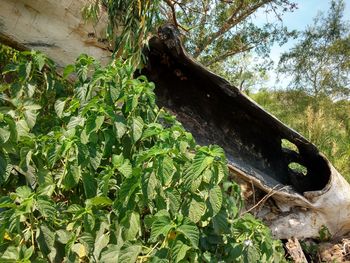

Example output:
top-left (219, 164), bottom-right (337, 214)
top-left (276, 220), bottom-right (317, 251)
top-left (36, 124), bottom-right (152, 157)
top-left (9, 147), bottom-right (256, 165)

top-left (142, 25), bottom-right (350, 239)
top-left (1, 1), bottom-right (350, 240)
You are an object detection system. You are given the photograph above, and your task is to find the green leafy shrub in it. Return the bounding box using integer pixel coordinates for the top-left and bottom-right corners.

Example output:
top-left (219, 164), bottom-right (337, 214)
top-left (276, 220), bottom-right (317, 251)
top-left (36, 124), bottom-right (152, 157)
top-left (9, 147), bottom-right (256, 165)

top-left (0, 46), bottom-right (285, 262)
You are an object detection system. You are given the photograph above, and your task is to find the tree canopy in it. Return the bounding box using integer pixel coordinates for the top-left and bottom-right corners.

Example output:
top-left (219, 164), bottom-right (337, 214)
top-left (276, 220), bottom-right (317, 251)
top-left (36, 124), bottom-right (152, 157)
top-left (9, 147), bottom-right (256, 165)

top-left (278, 0), bottom-right (350, 99)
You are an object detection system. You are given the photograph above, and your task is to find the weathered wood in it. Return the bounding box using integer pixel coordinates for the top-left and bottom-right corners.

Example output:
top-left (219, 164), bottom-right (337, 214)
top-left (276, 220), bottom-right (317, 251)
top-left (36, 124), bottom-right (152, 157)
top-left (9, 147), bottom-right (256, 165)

top-left (0, 0), bottom-right (112, 66)
top-left (142, 24), bottom-right (350, 239)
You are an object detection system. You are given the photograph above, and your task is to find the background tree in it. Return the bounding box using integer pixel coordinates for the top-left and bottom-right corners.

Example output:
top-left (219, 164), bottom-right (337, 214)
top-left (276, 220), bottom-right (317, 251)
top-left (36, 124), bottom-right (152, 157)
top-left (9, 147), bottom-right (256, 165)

top-left (84, 0), bottom-right (298, 86)
top-left (278, 0), bottom-right (350, 100)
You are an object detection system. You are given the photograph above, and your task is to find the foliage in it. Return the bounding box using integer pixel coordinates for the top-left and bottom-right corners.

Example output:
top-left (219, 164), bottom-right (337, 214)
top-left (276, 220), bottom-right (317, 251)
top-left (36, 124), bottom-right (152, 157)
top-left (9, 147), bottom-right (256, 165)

top-left (82, 0), bottom-right (297, 85)
top-left (251, 89), bottom-right (350, 182)
top-left (0, 45), bottom-right (286, 262)
top-left (278, 0), bottom-right (350, 99)
top-left (172, 0), bottom-right (297, 65)
top-left (82, 0), bottom-right (161, 64)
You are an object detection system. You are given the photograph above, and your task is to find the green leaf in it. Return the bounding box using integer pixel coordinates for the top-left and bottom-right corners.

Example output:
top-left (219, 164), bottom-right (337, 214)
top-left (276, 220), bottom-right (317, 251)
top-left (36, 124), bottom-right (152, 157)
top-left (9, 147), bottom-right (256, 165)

top-left (1, 246), bottom-right (19, 260)
top-left (132, 116), bottom-right (144, 142)
top-left (188, 196), bottom-right (206, 223)
top-left (159, 156), bottom-right (174, 186)
top-left (63, 164), bottom-right (81, 189)
top-left (54, 99), bottom-right (66, 118)
top-left (26, 61), bottom-right (32, 79)
top-left (36, 224), bottom-right (55, 257)
top-left (67, 116), bottom-right (84, 130)
top-left (119, 244), bottom-right (142, 263)
top-left (63, 64), bottom-right (75, 78)
top-left (192, 153), bottom-right (213, 178)
top-left (150, 215), bottom-right (173, 242)
top-left (118, 159), bottom-right (132, 178)
top-left (166, 189), bottom-right (181, 215)
top-left (0, 150), bottom-right (12, 185)
top-left (34, 52), bottom-right (46, 71)
top-left (172, 240), bottom-right (191, 263)
top-left (16, 119), bottom-right (30, 136)
top-left (23, 246), bottom-right (34, 260)
top-left (94, 233), bottom-right (110, 260)
top-left (56, 229), bottom-right (72, 244)
top-left (72, 243), bottom-right (87, 258)
top-left (36, 197), bottom-right (56, 219)
top-left (209, 185), bottom-right (223, 216)
top-left (82, 172), bottom-right (97, 198)
top-left (89, 145), bottom-right (103, 170)
top-left (114, 121), bottom-right (127, 139)
top-left (122, 212), bottom-right (140, 240)
top-left (177, 218), bottom-right (199, 248)
top-left (86, 196), bottom-right (112, 207)
top-left (212, 210), bottom-right (230, 234)
top-left (99, 244), bottom-right (120, 263)
top-left (146, 172), bottom-right (158, 201)
top-left (0, 126), bottom-right (11, 143)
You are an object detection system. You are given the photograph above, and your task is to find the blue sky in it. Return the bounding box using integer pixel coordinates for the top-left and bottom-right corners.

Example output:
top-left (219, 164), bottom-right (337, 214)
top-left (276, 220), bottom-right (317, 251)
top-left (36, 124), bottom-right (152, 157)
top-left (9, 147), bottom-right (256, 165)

top-left (256, 0), bottom-right (350, 89)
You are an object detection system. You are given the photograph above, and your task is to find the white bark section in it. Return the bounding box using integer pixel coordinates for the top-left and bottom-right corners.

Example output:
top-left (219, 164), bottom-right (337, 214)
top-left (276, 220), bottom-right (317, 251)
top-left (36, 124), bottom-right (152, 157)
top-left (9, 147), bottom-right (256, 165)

top-left (0, 0), bottom-right (112, 66)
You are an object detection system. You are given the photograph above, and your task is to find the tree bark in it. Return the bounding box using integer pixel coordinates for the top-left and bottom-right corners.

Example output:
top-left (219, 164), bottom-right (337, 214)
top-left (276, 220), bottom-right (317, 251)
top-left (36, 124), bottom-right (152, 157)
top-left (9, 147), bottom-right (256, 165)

top-left (0, 0), bottom-right (112, 67)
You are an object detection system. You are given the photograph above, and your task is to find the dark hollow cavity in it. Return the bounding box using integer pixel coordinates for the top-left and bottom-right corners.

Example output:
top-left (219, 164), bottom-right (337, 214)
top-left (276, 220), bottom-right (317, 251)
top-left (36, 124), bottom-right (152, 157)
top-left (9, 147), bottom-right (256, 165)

top-left (141, 24), bottom-right (330, 195)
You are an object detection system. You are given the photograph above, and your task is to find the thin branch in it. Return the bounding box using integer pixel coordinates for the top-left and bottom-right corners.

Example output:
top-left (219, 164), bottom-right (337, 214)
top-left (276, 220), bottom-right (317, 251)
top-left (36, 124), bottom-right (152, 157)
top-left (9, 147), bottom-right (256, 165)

top-left (193, 0), bottom-right (272, 58)
top-left (204, 45), bottom-right (254, 66)
top-left (163, 0), bottom-right (189, 32)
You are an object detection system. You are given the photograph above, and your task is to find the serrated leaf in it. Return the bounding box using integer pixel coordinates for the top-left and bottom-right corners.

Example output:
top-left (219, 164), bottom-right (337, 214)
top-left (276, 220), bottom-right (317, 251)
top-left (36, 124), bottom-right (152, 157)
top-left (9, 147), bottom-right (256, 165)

top-left (36, 197), bottom-right (56, 219)
top-left (16, 119), bottom-right (30, 136)
top-left (132, 116), bottom-right (144, 142)
top-left (94, 232), bottom-right (110, 260)
top-left (23, 245), bottom-right (34, 260)
top-left (99, 244), bottom-right (120, 263)
top-left (118, 159), bottom-right (132, 178)
top-left (89, 145), bottom-right (103, 170)
top-left (1, 246), bottom-right (19, 260)
top-left (212, 210), bottom-right (230, 235)
top-left (54, 99), bottom-right (66, 118)
top-left (122, 212), bottom-right (140, 240)
top-left (56, 229), bottom-right (72, 244)
top-left (0, 150), bottom-right (12, 185)
top-left (0, 126), bottom-right (11, 143)
top-left (26, 84), bottom-right (36, 98)
top-left (177, 218), bottom-right (199, 248)
top-left (146, 172), bottom-right (157, 201)
top-left (114, 121), bottom-right (127, 139)
top-left (209, 185), bottom-right (223, 216)
top-left (150, 215), bottom-right (173, 242)
top-left (119, 244), bottom-right (142, 263)
top-left (172, 240), bottom-right (191, 263)
top-left (188, 197), bottom-right (206, 223)
top-left (159, 156), bottom-right (174, 186)
top-left (36, 224), bottom-right (55, 257)
top-left (166, 189), bottom-right (181, 214)
top-left (67, 116), bottom-right (84, 130)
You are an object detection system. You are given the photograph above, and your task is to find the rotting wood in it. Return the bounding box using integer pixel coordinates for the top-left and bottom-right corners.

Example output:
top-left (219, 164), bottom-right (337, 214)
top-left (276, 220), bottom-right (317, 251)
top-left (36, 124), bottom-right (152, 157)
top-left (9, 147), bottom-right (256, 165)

top-left (141, 24), bottom-right (350, 239)
top-left (285, 238), bottom-right (308, 263)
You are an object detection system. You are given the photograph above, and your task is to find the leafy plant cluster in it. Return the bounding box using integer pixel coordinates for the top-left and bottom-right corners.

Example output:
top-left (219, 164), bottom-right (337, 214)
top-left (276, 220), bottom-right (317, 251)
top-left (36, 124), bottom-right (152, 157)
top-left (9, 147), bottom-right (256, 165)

top-left (0, 45), bottom-right (285, 262)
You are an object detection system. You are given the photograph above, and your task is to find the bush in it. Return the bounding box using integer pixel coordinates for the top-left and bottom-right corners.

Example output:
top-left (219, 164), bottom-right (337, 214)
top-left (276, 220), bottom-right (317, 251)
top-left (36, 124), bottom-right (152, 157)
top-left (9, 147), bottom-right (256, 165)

top-left (0, 46), bottom-right (285, 262)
